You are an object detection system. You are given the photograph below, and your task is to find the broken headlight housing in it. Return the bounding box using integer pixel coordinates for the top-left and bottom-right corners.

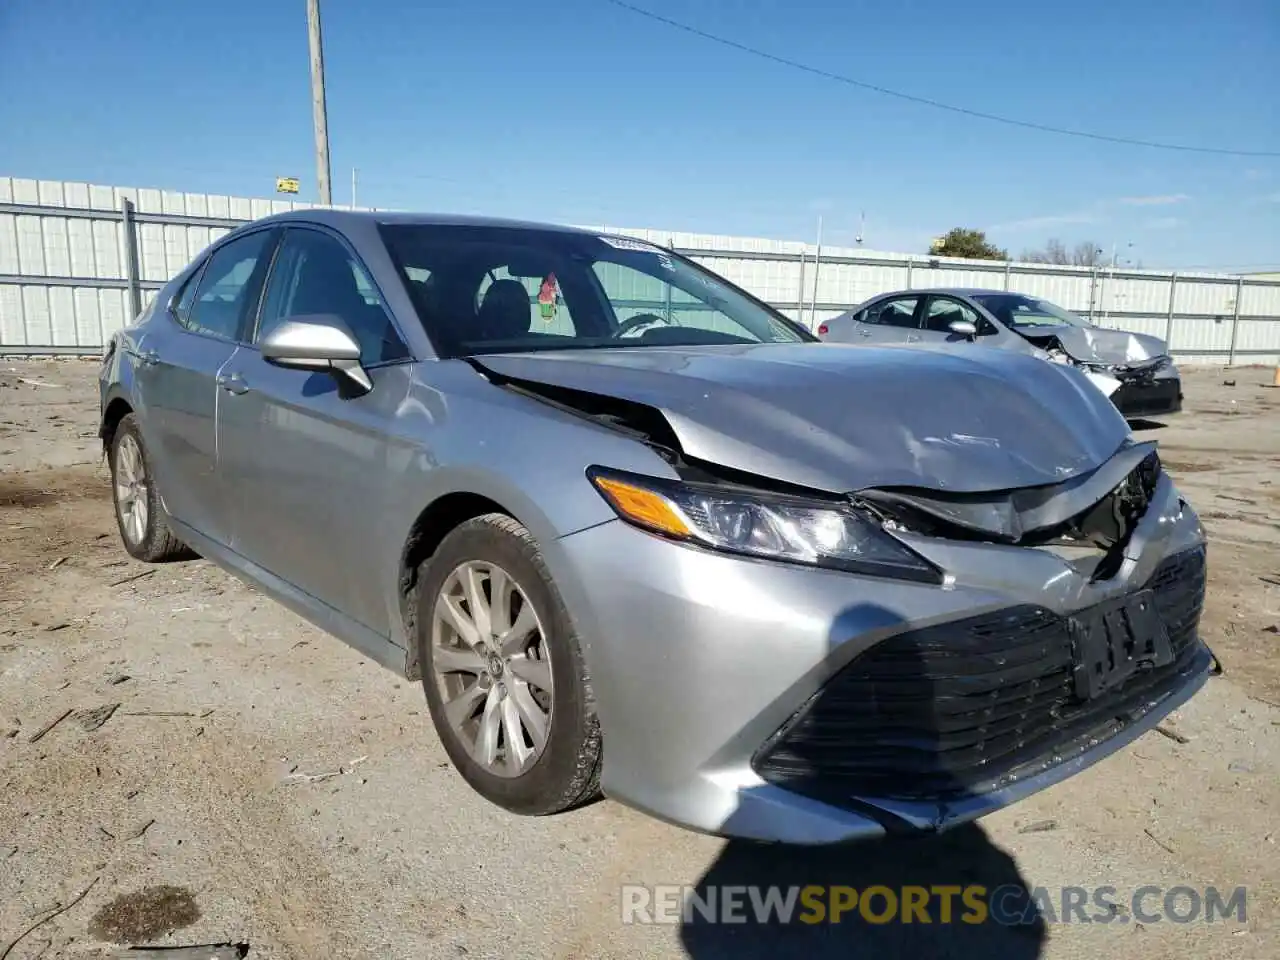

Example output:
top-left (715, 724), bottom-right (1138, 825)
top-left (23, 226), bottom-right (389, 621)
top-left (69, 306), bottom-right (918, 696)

top-left (587, 468), bottom-right (941, 583)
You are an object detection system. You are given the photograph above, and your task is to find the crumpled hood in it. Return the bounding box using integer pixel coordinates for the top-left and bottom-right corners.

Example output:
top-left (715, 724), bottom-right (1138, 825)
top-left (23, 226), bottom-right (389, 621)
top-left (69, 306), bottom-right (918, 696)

top-left (475, 342), bottom-right (1132, 494)
top-left (1012, 324), bottom-right (1168, 366)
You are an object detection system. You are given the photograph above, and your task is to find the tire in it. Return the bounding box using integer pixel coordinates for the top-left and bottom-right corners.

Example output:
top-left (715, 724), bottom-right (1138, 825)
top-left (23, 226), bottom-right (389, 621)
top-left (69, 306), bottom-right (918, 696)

top-left (415, 513), bottom-right (602, 815)
top-left (108, 413), bottom-right (192, 563)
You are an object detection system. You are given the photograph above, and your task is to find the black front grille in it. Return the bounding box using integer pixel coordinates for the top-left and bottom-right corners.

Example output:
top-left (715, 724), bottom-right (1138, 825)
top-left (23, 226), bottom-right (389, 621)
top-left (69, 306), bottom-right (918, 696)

top-left (1112, 379), bottom-right (1182, 417)
top-left (753, 547), bottom-right (1207, 804)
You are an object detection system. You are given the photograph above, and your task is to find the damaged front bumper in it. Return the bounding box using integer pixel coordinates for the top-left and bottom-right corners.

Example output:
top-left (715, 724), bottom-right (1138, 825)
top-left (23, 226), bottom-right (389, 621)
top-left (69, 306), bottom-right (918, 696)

top-left (752, 547), bottom-right (1211, 832)
top-left (1110, 376), bottom-right (1183, 418)
top-left (552, 463), bottom-right (1211, 844)
top-left (1086, 356), bottom-right (1183, 419)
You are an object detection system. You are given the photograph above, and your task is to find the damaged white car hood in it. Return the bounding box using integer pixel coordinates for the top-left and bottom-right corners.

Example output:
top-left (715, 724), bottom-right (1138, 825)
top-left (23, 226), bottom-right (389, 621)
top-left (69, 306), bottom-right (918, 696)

top-left (1013, 324), bottom-right (1168, 366)
top-left (475, 342), bottom-right (1133, 495)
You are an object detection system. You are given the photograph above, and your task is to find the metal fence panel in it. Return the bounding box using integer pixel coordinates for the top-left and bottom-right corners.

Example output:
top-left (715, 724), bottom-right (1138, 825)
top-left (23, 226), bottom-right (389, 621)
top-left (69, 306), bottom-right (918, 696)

top-left (1240, 282), bottom-right (1280, 317)
top-left (2, 175), bottom-right (1280, 361)
top-left (1174, 279), bottom-right (1239, 317)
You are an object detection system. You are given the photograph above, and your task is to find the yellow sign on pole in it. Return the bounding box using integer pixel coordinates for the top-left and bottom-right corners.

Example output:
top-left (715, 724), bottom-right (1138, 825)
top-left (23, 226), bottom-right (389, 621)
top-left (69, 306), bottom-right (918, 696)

top-left (275, 176), bottom-right (301, 195)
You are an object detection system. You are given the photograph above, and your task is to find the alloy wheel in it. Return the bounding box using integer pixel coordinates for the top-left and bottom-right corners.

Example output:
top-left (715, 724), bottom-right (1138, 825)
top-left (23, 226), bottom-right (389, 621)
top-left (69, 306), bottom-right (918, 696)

top-left (114, 433), bottom-right (149, 547)
top-left (430, 560), bottom-right (554, 777)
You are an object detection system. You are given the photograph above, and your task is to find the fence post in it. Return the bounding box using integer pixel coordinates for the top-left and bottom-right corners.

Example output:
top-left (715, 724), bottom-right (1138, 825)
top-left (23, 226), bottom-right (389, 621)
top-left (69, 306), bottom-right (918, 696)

top-left (1227, 276), bottom-right (1244, 366)
top-left (808, 235), bottom-right (823, 329)
top-left (1003, 260), bottom-right (1011, 291)
top-left (663, 237), bottom-right (673, 323)
top-left (795, 248), bottom-right (806, 324)
top-left (905, 256), bottom-right (914, 291)
top-left (1165, 272), bottom-right (1177, 348)
top-left (120, 197), bottom-right (142, 321)
top-left (1087, 263), bottom-right (1098, 322)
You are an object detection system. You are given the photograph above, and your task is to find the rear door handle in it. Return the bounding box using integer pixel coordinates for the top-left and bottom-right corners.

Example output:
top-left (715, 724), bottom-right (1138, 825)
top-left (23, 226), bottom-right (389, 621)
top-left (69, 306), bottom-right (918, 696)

top-left (858, 329), bottom-right (872, 337)
top-left (906, 334), bottom-right (921, 342)
top-left (216, 372), bottom-right (250, 395)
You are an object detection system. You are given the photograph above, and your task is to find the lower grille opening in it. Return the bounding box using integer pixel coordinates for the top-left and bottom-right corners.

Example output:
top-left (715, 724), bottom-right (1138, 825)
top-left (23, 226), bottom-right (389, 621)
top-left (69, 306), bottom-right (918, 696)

top-left (753, 547), bottom-right (1207, 805)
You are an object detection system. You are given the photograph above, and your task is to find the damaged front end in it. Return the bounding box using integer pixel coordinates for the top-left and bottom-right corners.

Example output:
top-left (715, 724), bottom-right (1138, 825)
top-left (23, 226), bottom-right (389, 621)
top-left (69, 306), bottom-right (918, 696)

top-left (471, 346), bottom-right (1208, 834)
top-left (1019, 329), bottom-right (1183, 417)
top-left (752, 444), bottom-right (1211, 832)
top-left (852, 441), bottom-right (1162, 582)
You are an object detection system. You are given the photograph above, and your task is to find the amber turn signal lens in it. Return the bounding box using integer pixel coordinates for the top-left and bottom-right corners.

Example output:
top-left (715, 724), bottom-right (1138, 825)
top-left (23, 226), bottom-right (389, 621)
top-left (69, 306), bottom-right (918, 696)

top-left (591, 475), bottom-right (691, 538)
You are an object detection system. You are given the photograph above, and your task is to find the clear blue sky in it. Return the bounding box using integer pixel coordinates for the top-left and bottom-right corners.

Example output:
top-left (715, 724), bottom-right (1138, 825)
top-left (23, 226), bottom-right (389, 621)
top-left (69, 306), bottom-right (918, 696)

top-left (2, 0), bottom-right (1277, 270)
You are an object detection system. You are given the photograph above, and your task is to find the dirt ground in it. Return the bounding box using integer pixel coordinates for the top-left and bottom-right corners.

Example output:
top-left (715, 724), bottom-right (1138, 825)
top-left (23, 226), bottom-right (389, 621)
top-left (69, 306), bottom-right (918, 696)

top-left (0, 358), bottom-right (1276, 960)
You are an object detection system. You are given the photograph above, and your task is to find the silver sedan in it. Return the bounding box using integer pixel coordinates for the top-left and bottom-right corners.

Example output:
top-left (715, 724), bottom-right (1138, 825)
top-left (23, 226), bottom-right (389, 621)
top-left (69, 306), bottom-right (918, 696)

top-left (99, 212), bottom-right (1212, 843)
top-left (819, 288), bottom-right (1183, 419)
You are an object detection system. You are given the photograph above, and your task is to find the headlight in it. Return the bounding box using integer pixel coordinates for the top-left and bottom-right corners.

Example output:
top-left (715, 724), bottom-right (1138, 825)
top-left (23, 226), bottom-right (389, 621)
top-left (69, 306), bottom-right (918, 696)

top-left (587, 468), bottom-right (941, 583)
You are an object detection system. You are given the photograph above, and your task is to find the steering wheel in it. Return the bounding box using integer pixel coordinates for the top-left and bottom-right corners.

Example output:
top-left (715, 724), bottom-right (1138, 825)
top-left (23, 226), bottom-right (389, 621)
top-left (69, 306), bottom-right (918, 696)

top-left (612, 312), bottom-right (670, 339)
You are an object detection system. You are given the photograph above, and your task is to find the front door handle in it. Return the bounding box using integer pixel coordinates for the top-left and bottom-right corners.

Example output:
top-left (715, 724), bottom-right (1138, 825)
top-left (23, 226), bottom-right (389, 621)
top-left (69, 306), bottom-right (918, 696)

top-left (216, 372), bottom-right (250, 395)
top-left (131, 347), bottom-right (159, 366)
top-left (858, 328), bottom-right (872, 337)
top-left (906, 334), bottom-right (921, 342)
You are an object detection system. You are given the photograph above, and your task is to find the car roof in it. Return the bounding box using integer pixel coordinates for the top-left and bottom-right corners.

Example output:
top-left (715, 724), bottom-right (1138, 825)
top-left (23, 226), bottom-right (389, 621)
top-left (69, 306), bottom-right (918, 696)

top-left (889, 287), bottom-right (1020, 297)
top-left (246, 208), bottom-right (601, 237)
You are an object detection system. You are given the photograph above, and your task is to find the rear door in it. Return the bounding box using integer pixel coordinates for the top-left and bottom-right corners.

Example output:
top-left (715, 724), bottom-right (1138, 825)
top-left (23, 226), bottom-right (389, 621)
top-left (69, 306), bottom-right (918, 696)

top-left (851, 294), bottom-right (924, 345)
top-left (133, 228), bottom-right (278, 546)
top-left (216, 225), bottom-right (413, 634)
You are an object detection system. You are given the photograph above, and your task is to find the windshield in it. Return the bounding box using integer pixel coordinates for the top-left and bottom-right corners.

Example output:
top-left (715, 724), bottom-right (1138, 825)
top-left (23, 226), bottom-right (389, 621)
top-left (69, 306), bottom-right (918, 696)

top-left (973, 293), bottom-right (1091, 328)
top-left (380, 224), bottom-right (811, 356)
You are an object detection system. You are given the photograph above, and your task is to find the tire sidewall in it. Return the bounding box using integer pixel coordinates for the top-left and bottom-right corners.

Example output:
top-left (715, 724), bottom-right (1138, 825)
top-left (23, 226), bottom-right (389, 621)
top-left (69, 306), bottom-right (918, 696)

top-left (416, 516), bottom-right (596, 815)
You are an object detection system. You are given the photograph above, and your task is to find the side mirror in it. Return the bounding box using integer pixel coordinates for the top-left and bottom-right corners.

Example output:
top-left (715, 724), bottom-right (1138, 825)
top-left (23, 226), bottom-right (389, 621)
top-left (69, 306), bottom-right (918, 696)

top-left (260, 315), bottom-right (372, 394)
top-left (948, 319), bottom-right (978, 339)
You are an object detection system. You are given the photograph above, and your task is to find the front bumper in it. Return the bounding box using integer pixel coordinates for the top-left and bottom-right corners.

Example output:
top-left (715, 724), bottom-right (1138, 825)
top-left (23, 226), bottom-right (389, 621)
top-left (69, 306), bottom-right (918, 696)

top-left (551, 472), bottom-right (1209, 844)
top-left (1111, 376), bottom-right (1183, 418)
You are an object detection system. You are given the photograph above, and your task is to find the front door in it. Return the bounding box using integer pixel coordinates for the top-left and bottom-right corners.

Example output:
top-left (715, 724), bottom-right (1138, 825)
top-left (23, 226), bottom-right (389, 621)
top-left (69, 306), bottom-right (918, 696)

top-left (217, 226), bottom-right (414, 634)
top-left (134, 229), bottom-right (277, 546)
top-left (917, 295), bottom-right (993, 348)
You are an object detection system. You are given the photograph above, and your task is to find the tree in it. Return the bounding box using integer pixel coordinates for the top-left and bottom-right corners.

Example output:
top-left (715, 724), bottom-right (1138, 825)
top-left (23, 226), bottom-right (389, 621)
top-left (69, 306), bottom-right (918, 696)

top-left (1020, 238), bottom-right (1102, 266)
top-left (929, 228), bottom-right (1007, 261)
top-left (1072, 241), bottom-right (1103, 267)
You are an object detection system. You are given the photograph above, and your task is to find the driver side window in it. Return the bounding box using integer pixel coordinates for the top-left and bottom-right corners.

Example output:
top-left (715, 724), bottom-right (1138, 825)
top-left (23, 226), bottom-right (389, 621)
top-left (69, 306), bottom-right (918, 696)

top-left (923, 297), bottom-right (981, 333)
top-left (257, 228), bottom-right (408, 365)
top-left (593, 261), bottom-right (754, 339)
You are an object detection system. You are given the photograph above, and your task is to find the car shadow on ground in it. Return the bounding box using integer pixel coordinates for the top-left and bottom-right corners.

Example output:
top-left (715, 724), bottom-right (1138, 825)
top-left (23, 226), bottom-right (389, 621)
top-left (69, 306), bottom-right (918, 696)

top-left (1127, 418), bottom-right (1168, 432)
top-left (679, 599), bottom-right (1048, 958)
top-left (679, 827), bottom-right (1046, 958)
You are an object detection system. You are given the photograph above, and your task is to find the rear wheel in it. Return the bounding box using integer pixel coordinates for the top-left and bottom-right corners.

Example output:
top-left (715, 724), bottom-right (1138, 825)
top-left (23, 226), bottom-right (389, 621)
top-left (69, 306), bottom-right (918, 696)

top-left (109, 414), bottom-right (191, 562)
top-left (416, 513), bottom-right (601, 815)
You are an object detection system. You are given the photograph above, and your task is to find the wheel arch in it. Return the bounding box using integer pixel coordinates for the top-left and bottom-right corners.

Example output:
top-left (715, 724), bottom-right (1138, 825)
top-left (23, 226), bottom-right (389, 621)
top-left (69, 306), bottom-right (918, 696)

top-left (398, 491), bottom-right (518, 680)
top-left (100, 395), bottom-right (134, 454)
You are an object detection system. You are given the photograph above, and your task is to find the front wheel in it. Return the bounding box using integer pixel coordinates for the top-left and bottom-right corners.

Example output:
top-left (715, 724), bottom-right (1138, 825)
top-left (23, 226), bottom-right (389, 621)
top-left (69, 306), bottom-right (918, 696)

top-left (416, 513), bottom-right (601, 815)
top-left (109, 413), bottom-right (192, 563)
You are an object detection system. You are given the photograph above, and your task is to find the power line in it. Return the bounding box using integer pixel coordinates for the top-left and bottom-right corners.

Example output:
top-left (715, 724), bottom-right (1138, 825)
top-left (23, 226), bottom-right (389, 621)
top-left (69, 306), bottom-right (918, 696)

top-left (603, 0), bottom-right (1280, 158)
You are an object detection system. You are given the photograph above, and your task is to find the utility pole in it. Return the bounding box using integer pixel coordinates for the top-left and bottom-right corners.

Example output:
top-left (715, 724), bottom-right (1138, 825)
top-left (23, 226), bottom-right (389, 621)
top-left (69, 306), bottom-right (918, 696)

top-left (351, 167), bottom-right (358, 210)
top-left (306, 0), bottom-right (332, 206)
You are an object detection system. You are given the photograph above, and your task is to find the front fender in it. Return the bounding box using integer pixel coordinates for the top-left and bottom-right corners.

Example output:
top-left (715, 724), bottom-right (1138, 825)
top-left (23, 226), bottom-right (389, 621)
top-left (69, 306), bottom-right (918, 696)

top-left (378, 361), bottom-right (680, 652)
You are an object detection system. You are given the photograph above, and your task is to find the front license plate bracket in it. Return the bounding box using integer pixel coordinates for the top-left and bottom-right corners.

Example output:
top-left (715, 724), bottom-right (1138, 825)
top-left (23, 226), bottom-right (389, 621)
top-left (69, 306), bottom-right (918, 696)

top-left (1070, 590), bottom-right (1173, 701)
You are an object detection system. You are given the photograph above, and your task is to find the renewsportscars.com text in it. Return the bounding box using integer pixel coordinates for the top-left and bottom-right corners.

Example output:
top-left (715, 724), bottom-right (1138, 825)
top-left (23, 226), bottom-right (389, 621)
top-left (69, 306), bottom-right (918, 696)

top-left (620, 884), bottom-right (1247, 926)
